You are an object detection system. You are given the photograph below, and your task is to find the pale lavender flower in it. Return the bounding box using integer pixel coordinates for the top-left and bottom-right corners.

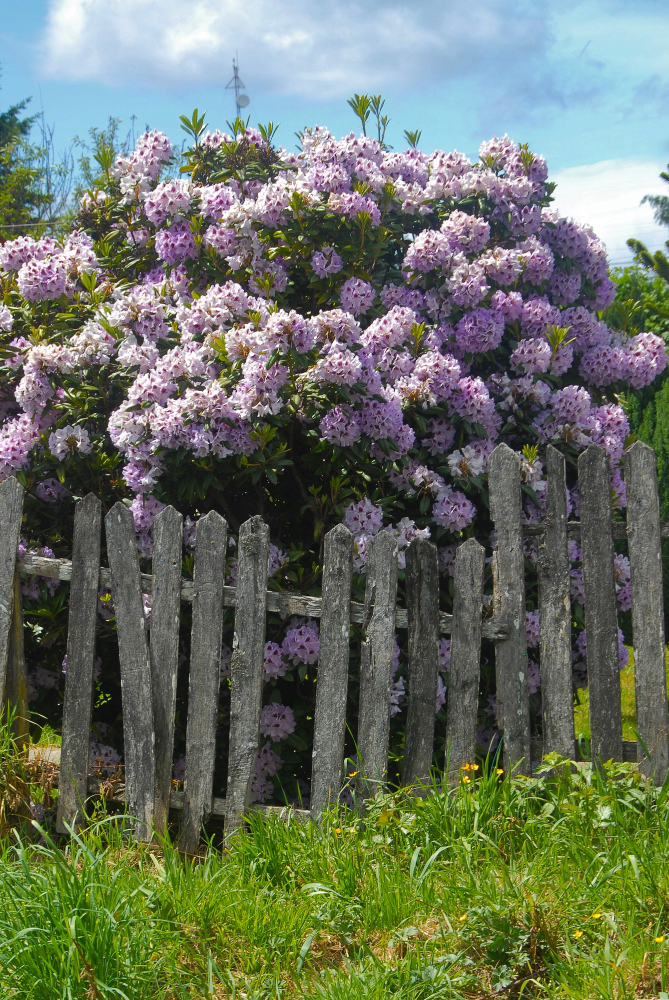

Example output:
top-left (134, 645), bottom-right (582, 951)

top-left (312, 247), bottom-right (343, 277)
top-left (260, 703), bottom-right (296, 742)
top-left (48, 425), bottom-right (92, 460)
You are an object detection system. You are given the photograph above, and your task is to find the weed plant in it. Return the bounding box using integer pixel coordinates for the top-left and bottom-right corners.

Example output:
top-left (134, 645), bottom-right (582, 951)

top-left (0, 752), bottom-right (668, 998)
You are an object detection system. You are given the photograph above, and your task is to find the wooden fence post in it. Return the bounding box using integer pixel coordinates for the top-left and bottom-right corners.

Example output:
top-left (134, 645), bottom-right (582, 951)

top-left (105, 502), bottom-right (155, 842)
top-left (224, 516), bottom-right (269, 838)
top-left (311, 523), bottom-right (353, 820)
top-left (578, 445), bottom-right (623, 764)
top-left (446, 538), bottom-right (485, 785)
top-left (625, 442), bottom-right (668, 783)
top-left (150, 506), bottom-right (184, 834)
top-left (6, 573), bottom-right (28, 744)
top-left (178, 511), bottom-right (227, 854)
top-left (0, 478), bottom-right (23, 710)
top-left (57, 495), bottom-right (102, 833)
top-left (356, 530), bottom-right (398, 800)
top-left (489, 444), bottom-right (531, 775)
top-left (538, 446), bottom-right (574, 759)
top-left (401, 537), bottom-right (440, 788)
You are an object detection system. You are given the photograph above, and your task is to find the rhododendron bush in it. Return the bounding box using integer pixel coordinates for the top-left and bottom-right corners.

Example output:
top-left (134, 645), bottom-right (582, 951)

top-left (1, 111), bottom-right (665, 804)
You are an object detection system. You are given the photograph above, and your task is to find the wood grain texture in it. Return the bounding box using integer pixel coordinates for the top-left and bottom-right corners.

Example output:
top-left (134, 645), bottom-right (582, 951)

top-left (178, 511), bottom-right (227, 854)
top-left (538, 446), bottom-right (574, 759)
top-left (105, 502), bottom-right (155, 841)
top-left (224, 516), bottom-right (269, 837)
top-left (0, 478), bottom-right (23, 707)
top-left (356, 531), bottom-right (399, 800)
top-left (578, 445), bottom-right (623, 764)
top-left (56, 495), bottom-right (102, 833)
top-left (446, 538), bottom-right (485, 785)
top-left (401, 538), bottom-right (440, 788)
top-left (489, 444), bottom-right (531, 775)
top-left (5, 572), bottom-right (28, 744)
top-left (625, 442), bottom-right (668, 782)
top-left (150, 506), bottom-right (184, 834)
top-left (311, 524), bottom-right (353, 819)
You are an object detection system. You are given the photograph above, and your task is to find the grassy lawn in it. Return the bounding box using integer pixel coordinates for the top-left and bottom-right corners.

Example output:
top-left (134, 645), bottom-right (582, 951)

top-left (1, 742), bottom-right (669, 998)
top-left (574, 648), bottom-right (669, 741)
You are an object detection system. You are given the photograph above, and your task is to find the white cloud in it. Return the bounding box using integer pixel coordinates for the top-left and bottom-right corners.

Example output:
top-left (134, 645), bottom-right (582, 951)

top-left (41, 0), bottom-right (556, 99)
top-left (551, 158), bottom-right (668, 265)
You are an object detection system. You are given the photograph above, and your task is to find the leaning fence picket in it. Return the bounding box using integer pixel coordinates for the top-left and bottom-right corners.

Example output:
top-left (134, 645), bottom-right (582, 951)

top-left (538, 446), bottom-right (574, 759)
top-left (179, 511), bottom-right (228, 853)
top-left (578, 445), bottom-right (623, 764)
top-left (0, 477), bottom-right (24, 709)
top-left (625, 442), bottom-right (669, 783)
top-left (150, 506), bottom-right (184, 834)
top-left (489, 444), bottom-right (531, 775)
top-left (56, 495), bottom-right (102, 833)
top-left (356, 530), bottom-right (399, 800)
top-left (105, 502), bottom-right (155, 842)
top-left (310, 523), bottom-right (354, 819)
top-left (224, 516), bottom-right (270, 837)
top-left (401, 537), bottom-right (440, 788)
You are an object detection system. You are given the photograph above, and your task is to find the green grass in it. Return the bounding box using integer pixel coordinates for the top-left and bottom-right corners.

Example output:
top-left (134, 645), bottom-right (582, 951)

top-left (574, 647), bottom-right (669, 741)
top-left (1, 753), bottom-right (669, 998)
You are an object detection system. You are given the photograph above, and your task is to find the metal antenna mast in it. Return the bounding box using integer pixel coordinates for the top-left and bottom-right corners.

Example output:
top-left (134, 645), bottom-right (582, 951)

top-left (225, 56), bottom-right (250, 117)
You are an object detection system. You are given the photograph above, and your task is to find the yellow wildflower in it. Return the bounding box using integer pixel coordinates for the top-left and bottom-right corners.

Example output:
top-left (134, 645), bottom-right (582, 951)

top-left (655, 935), bottom-right (665, 944)
top-left (573, 930), bottom-right (583, 939)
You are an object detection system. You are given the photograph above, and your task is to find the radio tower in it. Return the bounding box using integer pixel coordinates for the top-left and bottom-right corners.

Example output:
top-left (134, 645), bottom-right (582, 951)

top-left (226, 57), bottom-right (250, 116)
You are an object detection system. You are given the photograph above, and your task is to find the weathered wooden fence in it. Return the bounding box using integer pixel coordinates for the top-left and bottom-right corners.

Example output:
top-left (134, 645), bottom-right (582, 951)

top-left (0, 441), bottom-right (668, 847)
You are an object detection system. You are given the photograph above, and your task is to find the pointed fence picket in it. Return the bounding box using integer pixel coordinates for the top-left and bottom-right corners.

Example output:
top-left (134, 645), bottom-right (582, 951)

top-left (2, 438), bottom-right (669, 845)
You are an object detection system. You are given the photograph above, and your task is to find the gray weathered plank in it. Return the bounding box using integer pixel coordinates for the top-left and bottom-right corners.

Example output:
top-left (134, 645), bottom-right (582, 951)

top-left (578, 445), bottom-right (623, 764)
top-left (6, 572), bottom-right (28, 743)
top-left (56, 495), bottom-right (102, 833)
top-left (105, 502), bottom-right (155, 841)
top-left (224, 516), bottom-right (269, 837)
top-left (0, 478), bottom-right (24, 708)
top-left (625, 442), bottom-right (668, 782)
top-left (356, 530), bottom-right (399, 799)
top-left (310, 524), bottom-right (354, 819)
top-left (150, 506), bottom-right (184, 834)
top-left (15, 552), bottom-right (509, 638)
top-left (446, 538), bottom-right (485, 785)
top-left (489, 444), bottom-right (531, 775)
top-left (178, 511), bottom-right (227, 853)
top-left (401, 538), bottom-right (440, 788)
top-left (538, 446), bottom-right (574, 759)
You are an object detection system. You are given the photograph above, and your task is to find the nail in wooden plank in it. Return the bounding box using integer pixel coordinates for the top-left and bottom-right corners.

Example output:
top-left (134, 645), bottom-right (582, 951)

top-left (401, 538), bottom-right (440, 788)
top-left (356, 530), bottom-right (398, 800)
top-left (538, 446), bottom-right (574, 759)
top-left (57, 495), bottom-right (102, 833)
top-left (578, 444), bottom-right (623, 764)
top-left (489, 444), bottom-right (531, 775)
top-left (105, 502), bottom-right (155, 841)
top-left (150, 506), bottom-right (184, 834)
top-left (311, 524), bottom-right (354, 820)
top-left (446, 538), bottom-right (485, 785)
top-left (6, 572), bottom-right (28, 744)
top-left (625, 441), bottom-right (668, 782)
top-left (178, 511), bottom-right (227, 853)
top-left (0, 478), bottom-right (23, 708)
top-left (224, 516), bottom-right (269, 838)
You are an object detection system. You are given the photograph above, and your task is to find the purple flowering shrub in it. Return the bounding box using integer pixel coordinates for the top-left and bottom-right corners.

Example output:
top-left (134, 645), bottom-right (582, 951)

top-left (1, 112), bottom-right (666, 802)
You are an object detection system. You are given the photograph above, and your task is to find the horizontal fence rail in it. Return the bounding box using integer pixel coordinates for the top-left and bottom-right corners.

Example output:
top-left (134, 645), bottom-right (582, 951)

top-left (2, 439), bottom-right (669, 847)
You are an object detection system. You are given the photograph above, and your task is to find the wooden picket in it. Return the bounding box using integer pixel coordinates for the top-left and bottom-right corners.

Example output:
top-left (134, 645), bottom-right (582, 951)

top-left (1, 437), bottom-right (669, 844)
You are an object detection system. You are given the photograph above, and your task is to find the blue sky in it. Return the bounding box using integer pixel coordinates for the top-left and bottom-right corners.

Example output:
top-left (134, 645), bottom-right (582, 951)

top-left (2, 0), bottom-right (669, 263)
